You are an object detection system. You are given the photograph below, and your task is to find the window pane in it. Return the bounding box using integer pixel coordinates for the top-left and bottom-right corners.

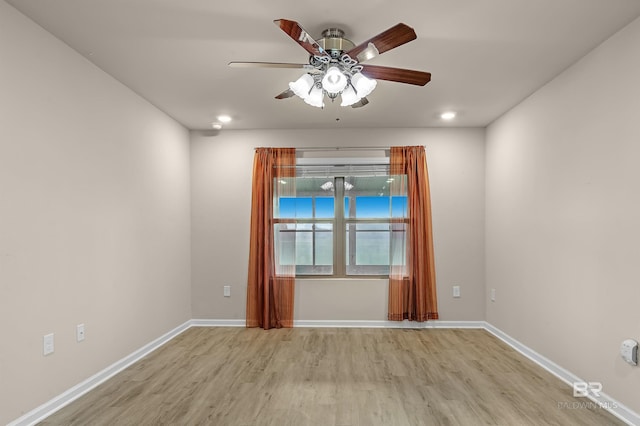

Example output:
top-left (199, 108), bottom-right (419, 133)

top-left (314, 223), bottom-right (333, 266)
top-left (346, 223), bottom-right (390, 275)
top-left (390, 222), bottom-right (408, 274)
top-left (274, 177), bottom-right (335, 219)
top-left (274, 223), bottom-right (296, 271)
top-left (344, 175), bottom-right (403, 219)
top-left (356, 196), bottom-right (390, 218)
top-left (277, 197), bottom-right (313, 218)
top-left (295, 223), bottom-right (313, 265)
top-left (315, 197), bottom-right (334, 218)
top-left (391, 195), bottom-right (408, 218)
top-left (274, 222), bottom-right (333, 275)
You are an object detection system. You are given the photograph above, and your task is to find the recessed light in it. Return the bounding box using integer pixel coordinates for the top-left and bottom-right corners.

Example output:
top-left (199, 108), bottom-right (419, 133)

top-left (217, 115), bottom-right (232, 123)
top-left (212, 123), bottom-right (222, 130)
top-left (440, 111), bottom-right (456, 120)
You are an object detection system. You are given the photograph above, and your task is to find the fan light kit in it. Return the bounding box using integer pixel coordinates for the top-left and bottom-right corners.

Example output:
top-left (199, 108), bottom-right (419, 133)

top-left (440, 111), bottom-right (456, 120)
top-left (229, 20), bottom-right (431, 109)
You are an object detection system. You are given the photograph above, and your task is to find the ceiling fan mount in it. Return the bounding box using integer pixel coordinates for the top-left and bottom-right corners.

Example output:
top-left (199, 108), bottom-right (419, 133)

top-left (229, 19), bottom-right (431, 108)
top-left (317, 28), bottom-right (355, 59)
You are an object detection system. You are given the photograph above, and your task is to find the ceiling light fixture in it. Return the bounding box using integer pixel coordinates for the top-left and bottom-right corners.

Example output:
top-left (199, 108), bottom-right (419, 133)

top-left (217, 115), bottom-right (232, 123)
top-left (288, 50), bottom-right (377, 108)
top-left (440, 111), bottom-right (456, 120)
top-left (229, 22), bottom-right (432, 110)
top-left (305, 86), bottom-right (325, 108)
top-left (340, 85), bottom-right (360, 107)
top-left (322, 66), bottom-right (348, 94)
top-left (351, 73), bottom-right (377, 98)
top-left (289, 74), bottom-right (314, 99)
top-left (211, 123), bottom-right (223, 130)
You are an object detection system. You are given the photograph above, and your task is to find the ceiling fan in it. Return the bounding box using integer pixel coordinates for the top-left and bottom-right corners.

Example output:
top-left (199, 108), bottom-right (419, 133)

top-left (229, 19), bottom-right (431, 108)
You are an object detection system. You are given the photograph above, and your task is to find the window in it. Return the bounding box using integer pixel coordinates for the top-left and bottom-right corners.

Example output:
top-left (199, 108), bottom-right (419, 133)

top-left (274, 168), bottom-right (407, 277)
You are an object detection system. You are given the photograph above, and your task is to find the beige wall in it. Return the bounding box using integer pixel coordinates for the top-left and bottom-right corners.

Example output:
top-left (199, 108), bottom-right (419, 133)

top-left (486, 16), bottom-right (640, 414)
top-left (190, 128), bottom-right (486, 322)
top-left (0, 2), bottom-right (192, 423)
top-left (12, 0), bottom-right (640, 419)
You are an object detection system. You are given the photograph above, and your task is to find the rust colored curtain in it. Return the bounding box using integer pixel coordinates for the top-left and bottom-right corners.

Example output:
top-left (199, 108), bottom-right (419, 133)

top-left (388, 146), bottom-right (438, 321)
top-left (246, 148), bottom-right (296, 329)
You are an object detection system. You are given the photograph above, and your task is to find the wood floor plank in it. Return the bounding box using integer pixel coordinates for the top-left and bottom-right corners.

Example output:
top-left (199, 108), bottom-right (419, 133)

top-left (39, 328), bottom-right (624, 426)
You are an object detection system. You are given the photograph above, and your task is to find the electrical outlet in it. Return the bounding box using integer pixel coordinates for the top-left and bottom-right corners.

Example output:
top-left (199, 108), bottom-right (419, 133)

top-left (621, 339), bottom-right (638, 366)
top-left (43, 333), bottom-right (54, 356)
top-left (490, 288), bottom-right (496, 302)
top-left (223, 285), bottom-right (231, 297)
top-left (77, 324), bottom-right (85, 342)
top-left (452, 285), bottom-right (461, 298)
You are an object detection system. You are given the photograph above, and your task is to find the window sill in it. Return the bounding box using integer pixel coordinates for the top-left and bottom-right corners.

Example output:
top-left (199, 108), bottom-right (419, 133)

top-left (295, 276), bottom-right (389, 280)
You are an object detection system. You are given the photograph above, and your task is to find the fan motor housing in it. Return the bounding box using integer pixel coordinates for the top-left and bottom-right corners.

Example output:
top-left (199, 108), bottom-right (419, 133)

top-left (318, 28), bottom-right (354, 58)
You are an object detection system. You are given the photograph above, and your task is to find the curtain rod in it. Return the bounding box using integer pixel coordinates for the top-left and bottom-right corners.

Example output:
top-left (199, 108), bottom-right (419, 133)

top-left (254, 146), bottom-right (390, 152)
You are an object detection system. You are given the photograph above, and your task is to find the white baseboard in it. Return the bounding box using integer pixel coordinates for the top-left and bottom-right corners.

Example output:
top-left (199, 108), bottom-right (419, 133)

top-left (8, 320), bottom-right (192, 426)
top-left (190, 318), bottom-right (246, 327)
top-left (9, 319), bottom-right (638, 426)
top-left (484, 322), bottom-right (639, 426)
top-left (293, 319), bottom-right (485, 328)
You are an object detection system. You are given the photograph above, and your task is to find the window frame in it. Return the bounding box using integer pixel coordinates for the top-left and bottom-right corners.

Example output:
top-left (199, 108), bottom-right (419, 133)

top-left (273, 161), bottom-right (408, 279)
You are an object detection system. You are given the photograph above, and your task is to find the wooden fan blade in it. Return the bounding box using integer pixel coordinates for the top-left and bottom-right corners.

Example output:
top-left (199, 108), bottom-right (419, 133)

top-left (228, 61), bottom-right (312, 70)
top-left (351, 97), bottom-right (369, 108)
top-left (274, 19), bottom-right (328, 58)
top-left (347, 23), bottom-right (417, 62)
top-left (360, 65), bottom-right (431, 86)
top-left (275, 88), bottom-right (295, 99)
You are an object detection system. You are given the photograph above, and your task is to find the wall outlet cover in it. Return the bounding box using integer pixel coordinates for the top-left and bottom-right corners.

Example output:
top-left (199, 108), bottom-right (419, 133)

top-left (620, 339), bottom-right (638, 366)
top-left (77, 324), bottom-right (85, 342)
top-left (43, 333), bottom-right (54, 356)
top-left (453, 286), bottom-right (461, 298)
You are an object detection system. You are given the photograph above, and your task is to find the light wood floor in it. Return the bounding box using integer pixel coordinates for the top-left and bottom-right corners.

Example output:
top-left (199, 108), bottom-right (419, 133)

top-left (40, 327), bottom-right (623, 426)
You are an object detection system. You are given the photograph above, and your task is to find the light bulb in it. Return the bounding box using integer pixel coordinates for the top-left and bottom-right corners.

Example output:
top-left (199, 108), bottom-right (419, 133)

top-left (304, 86), bottom-right (324, 108)
top-left (352, 72), bottom-right (377, 98)
top-left (340, 85), bottom-right (361, 107)
top-left (322, 66), bottom-right (348, 94)
top-left (289, 74), bottom-right (314, 99)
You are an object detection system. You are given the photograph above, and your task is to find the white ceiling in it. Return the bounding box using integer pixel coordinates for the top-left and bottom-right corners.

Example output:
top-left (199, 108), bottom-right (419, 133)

top-left (7, 0), bottom-right (640, 130)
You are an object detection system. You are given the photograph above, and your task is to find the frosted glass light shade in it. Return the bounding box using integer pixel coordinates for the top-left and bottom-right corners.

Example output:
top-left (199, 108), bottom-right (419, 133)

top-left (304, 86), bottom-right (324, 108)
top-left (352, 72), bottom-right (377, 98)
top-left (289, 74), bottom-right (314, 99)
top-left (321, 66), bottom-right (348, 94)
top-left (340, 85), bottom-right (361, 107)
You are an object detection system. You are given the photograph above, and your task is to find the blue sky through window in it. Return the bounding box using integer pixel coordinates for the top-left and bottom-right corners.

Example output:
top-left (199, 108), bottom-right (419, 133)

top-left (315, 197), bottom-right (334, 218)
top-left (279, 196), bottom-right (334, 218)
top-left (280, 195), bottom-right (407, 218)
top-left (355, 196), bottom-right (389, 218)
top-left (345, 196), bottom-right (407, 218)
top-left (392, 196), bottom-right (408, 218)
